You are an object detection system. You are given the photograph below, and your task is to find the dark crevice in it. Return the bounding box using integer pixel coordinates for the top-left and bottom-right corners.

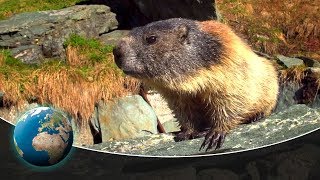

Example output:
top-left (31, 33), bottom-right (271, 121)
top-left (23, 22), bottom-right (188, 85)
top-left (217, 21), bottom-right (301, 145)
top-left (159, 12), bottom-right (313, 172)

top-left (0, 30), bottom-right (20, 37)
top-left (89, 120), bottom-right (102, 144)
top-left (76, 0), bottom-right (218, 30)
top-left (98, 28), bottom-right (118, 36)
top-left (76, 0), bottom-right (150, 29)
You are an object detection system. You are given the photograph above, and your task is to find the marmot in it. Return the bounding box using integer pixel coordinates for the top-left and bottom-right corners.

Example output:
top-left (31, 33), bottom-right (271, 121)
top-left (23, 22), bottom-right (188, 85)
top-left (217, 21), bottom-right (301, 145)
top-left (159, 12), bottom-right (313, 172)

top-left (113, 18), bottom-right (279, 151)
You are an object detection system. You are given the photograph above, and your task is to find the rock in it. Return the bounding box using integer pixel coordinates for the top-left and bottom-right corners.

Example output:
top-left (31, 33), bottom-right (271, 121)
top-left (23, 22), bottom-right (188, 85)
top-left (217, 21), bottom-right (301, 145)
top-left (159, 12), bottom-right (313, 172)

top-left (89, 103), bottom-right (102, 144)
top-left (87, 104), bottom-right (320, 156)
top-left (276, 55), bottom-right (304, 68)
top-left (162, 120), bottom-right (180, 133)
top-left (0, 5), bottom-right (118, 64)
top-left (0, 103), bottom-right (39, 124)
top-left (10, 45), bottom-right (44, 64)
top-left (95, 95), bottom-right (158, 142)
top-left (275, 67), bottom-right (320, 109)
top-left (99, 30), bottom-right (129, 46)
top-left (295, 56), bottom-right (320, 68)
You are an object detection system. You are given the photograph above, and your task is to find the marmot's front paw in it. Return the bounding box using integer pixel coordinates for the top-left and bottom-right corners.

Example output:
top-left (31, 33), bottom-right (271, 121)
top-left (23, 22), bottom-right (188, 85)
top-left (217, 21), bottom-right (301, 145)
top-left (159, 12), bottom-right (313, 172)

top-left (173, 130), bottom-right (208, 141)
top-left (199, 130), bottom-right (226, 152)
top-left (173, 131), bottom-right (191, 141)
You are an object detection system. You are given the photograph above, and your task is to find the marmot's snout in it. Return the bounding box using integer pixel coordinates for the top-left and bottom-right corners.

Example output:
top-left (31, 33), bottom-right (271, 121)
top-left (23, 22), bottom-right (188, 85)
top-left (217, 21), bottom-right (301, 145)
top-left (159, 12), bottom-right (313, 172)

top-left (113, 40), bottom-right (126, 69)
top-left (113, 38), bottom-right (145, 77)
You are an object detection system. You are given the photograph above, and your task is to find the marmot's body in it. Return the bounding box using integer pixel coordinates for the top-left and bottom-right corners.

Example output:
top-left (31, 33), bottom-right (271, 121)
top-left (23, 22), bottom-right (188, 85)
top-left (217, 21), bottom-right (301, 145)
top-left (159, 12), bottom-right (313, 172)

top-left (113, 18), bottom-right (279, 151)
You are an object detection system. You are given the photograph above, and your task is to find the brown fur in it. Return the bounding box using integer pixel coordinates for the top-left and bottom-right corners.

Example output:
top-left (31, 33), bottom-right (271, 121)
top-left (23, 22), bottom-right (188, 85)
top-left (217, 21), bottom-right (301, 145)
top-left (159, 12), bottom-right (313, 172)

top-left (144, 20), bottom-right (279, 136)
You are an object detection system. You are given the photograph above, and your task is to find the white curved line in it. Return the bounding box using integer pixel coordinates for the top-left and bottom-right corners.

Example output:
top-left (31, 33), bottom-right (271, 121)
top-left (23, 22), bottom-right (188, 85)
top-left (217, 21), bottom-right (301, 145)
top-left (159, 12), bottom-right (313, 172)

top-left (2, 116), bottom-right (318, 158)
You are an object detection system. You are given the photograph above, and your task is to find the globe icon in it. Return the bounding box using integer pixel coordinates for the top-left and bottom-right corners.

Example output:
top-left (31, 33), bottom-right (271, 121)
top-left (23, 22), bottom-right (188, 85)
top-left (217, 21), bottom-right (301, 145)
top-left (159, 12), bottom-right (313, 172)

top-left (13, 106), bottom-right (73, 166)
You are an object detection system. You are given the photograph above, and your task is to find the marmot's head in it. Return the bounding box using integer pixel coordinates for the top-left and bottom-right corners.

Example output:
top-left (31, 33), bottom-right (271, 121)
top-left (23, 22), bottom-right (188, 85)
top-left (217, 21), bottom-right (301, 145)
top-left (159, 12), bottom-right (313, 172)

top-left (113, 18), bottom-right (222, 81)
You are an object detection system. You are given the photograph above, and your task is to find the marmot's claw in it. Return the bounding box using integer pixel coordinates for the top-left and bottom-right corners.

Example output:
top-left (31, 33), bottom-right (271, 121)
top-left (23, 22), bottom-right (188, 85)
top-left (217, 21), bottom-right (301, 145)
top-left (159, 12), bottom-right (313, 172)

top-left (174, 131), bottom-right (208, 141)
top-left (247, 112), bottom-right (265, 123)
top-left (199, 131), bottom-right (226, 152)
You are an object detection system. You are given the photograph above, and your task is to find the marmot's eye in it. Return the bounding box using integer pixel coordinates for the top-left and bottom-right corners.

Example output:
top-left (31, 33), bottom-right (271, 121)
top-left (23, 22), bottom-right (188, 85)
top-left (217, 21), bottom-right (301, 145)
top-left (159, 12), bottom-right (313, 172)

top-left (146, 35), bottom-right (157, 44)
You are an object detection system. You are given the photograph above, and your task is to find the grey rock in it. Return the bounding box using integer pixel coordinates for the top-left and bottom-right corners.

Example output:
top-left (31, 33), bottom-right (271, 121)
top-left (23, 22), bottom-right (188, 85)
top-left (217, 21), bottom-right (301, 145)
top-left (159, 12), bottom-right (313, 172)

top-left (296, 56), bottom-right (320, 68)
top-left (276, 55), bottom-right (304, 68)
top-left (0, 103), bottom-right (40, 124)
top-left (275, 67), bottom-right (320, 111)
top-left (95, 95), bottom-right (158, 142)
top-left (87, 104), bottom-right (320, 156)
top-left (162, 119), bottom-right (180, 133)
top-left (0, 5), bottom-right (118, 64)
top-left (11, 45), bottom-right (44, 64)
top-left (99, 30), bottom-right (129, 46)
top-left (89, 103), bottom-right (101, 136)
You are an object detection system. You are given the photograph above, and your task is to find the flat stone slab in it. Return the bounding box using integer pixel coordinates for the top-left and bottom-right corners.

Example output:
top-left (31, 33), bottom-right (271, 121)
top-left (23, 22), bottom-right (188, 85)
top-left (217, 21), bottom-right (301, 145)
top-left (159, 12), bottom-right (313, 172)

top-left (86, 104), bottom-right (320, 157)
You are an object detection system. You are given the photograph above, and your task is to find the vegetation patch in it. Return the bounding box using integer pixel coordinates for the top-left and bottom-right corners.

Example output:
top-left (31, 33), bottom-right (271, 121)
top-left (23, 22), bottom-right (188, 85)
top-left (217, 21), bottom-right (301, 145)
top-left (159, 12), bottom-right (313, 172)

top-left (217, 0), bottom-right (320, 61)
top-left (0, 35), bottom-right (140, 127)
top-left (0, 0), bottom-right (84, 20)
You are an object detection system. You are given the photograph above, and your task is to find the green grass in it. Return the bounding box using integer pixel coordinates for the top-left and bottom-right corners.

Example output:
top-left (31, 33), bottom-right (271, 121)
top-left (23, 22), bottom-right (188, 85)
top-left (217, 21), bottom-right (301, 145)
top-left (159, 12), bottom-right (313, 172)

top-left (64, 34), bottom-right (101, 49)
top-left (64, 34), bottom-right (115, 54)
top-left (0, 0), bottom-right (84, 20)
top-left (0, 34), bottom-right (116, 80)
top-left (64, 34), bottom-right (115, 65)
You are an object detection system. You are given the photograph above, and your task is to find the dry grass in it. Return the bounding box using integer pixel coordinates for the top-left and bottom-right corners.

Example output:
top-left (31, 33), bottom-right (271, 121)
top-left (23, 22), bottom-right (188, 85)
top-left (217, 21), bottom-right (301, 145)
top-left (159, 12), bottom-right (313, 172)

top-left (0, 46), bottom-right (140, 129)
top-left (0, 53), bottom-right (4, 66)
top-left (217, 0), bottom-right (320, 61)
top-left (279, 65), bottom-right (307, 85)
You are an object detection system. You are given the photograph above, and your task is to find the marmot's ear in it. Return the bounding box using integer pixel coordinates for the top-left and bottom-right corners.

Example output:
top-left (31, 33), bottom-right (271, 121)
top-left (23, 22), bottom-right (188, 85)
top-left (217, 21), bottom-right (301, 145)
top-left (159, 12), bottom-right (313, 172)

top-left (175, 24), bottom-right (189, 43)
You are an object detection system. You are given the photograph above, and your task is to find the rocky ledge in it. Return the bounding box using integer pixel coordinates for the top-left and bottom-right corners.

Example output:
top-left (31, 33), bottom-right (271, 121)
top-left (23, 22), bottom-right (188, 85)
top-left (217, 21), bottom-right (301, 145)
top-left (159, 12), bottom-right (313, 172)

top-left (86, 104), bottom-right (320, 156)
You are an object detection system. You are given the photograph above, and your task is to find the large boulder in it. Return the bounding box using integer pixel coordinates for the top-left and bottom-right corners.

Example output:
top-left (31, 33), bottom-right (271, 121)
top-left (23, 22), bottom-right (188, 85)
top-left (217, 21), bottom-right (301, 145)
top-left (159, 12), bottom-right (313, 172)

top-left (93, 95), bottom-right (158, 142)
top-left (0, 5), bottom-right (118, 64)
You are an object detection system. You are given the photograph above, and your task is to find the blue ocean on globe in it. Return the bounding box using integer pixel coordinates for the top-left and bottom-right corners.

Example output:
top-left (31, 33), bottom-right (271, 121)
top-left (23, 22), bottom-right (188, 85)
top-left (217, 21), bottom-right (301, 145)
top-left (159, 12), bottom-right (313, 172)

top-left (13, 107), bottom-right (73, 166)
